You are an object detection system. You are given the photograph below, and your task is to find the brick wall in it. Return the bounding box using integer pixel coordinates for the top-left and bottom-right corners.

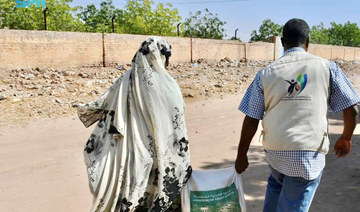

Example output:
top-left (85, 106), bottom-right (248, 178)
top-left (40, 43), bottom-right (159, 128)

top-left (308, 44), bottom-right (360, 60)
top-left (1, 30), bottom-right (359, 70)
top-left (0, 30), bottom-right (103, 70)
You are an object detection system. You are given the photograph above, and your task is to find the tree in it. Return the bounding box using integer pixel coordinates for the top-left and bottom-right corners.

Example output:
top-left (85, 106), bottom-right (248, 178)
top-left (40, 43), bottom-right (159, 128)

top-left (250, 19), bottom-right (282, 42)
top-left (310, 23), bottom-right (329, 44)
top-left (121, 0), bottom-right (181, 36)
top-left (78, 0), bottom-right (181, 35)
top-left (183, 8), bottom-right (226, 39)
top-left (327, 21), bottom-right (360, 47)
top-left (1, 0), bottom-right (44, 30)
top-left (0, 0), bottom-right (83, 31)
top-left (77, 0), bottom-right (123, 33)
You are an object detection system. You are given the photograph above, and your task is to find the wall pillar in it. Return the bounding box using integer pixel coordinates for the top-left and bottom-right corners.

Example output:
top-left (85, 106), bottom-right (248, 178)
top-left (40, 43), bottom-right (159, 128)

top-left (271, 36), bottom-right (282, 60)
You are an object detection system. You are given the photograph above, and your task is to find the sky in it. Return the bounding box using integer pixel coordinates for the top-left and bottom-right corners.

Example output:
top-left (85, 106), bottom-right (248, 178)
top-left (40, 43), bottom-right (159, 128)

top-left (70, 0), bottom-right (360, 41)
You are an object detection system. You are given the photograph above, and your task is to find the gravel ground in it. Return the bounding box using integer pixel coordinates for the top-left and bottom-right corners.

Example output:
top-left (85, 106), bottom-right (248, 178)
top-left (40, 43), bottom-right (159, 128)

top-left (0, 58), bottom-right (359, 126)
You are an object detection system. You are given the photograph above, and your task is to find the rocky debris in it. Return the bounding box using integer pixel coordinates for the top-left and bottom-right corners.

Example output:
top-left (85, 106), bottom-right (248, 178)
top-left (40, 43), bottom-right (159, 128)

top-left (64, 70), bottom-right (75, 76)
top-left (214, 84), bottom-right (223, 88)
top-left (334, 60), bottom-right (344, 64)
top-left (71, 102), bottom-right (81, 108)
top-left (78, 72), bottom-right (90, 78)
top-left (223, 57), bottom-right (232, 63)
top-left (335, 60), bottom-right (360, 74)
top-left (54, 98), bottom-right (64, 104)
top-left (239, 58), bottom-right (248, 63)
top-left (184, 93), bottom-right (195, 98)
top-left (85, 80), bottom-right (93, 87)
top-left (11, 98), bottom-right (21, 103)
top-left (19, 73), bottom-right (35, 80)
top-left (0, 58), bottom-right (358, 125)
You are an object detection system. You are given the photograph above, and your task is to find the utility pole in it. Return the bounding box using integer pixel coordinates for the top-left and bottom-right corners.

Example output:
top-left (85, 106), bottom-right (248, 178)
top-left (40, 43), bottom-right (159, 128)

top-left (177, 23), bottom-right (181, 37)
top-left (111, 16), bottom-right (115, 33)
top-left (235, 29), bottom-right (239, 40)
top-left (204, 25), bottom-right (209, 38)
top-left (43, 7), bottom-right (48, 31)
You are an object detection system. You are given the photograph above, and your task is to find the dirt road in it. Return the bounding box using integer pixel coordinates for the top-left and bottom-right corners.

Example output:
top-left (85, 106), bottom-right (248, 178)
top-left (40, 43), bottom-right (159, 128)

top-left (1, 94), bottom-right (359, 212)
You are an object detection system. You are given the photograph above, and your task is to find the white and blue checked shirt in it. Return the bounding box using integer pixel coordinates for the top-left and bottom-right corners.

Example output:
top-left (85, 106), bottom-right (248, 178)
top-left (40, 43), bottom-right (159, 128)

top-left (239, 47), bottom-right (360, 180)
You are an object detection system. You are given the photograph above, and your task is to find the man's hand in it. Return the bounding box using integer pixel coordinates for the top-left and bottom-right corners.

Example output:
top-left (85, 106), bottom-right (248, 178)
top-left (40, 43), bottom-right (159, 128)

top-left (334, 105), bottom-right (358, 158)
top-left (334, 136), bottom-right (352, 158)
top-left (235, 155), bottom-right (249, 174)
top-left (235, 116), bottom-right (259, 174)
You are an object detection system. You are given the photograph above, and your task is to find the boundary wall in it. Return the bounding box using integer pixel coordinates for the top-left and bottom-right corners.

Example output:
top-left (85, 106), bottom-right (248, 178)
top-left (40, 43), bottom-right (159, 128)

top-left (1, 29), bottom-right (359, 70)
top-left (308, 44), bottom-right (360, 61)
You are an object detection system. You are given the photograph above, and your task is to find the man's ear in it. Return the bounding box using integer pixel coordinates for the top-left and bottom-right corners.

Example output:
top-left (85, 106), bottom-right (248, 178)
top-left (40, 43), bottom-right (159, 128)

top-left (305, 38), bottom-right (310, 51)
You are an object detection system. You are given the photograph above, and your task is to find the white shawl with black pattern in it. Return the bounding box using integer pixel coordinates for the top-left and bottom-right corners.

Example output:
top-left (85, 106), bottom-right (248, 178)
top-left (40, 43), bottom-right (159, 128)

top-left (78, 36), bottom-right (192, 212)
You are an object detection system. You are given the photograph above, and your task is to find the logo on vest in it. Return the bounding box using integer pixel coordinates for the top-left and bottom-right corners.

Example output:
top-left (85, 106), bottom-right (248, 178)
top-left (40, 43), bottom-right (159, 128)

top-left (283, 73), bottom-right (311, 101)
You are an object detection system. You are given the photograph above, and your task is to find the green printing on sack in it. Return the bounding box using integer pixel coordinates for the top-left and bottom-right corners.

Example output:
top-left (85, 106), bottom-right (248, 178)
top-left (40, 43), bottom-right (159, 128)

top-left (190, 183), bottom-right (241, 212)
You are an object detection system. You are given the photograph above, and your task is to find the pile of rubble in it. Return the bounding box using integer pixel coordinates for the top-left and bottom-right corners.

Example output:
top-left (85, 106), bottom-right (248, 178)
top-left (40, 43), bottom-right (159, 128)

top-left (0, 58), bottom-right (358, 126)
top-left (167, 57), bottom-right (270, 98)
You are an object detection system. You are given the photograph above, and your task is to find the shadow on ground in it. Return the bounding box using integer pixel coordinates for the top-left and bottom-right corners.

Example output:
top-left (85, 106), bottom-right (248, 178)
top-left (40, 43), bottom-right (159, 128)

top-left (312, 107), bottom-right (360, 212)
top-left (310, 133), bottom-right (360, 212)
top-left (197, 107), bottom-right (360, 212)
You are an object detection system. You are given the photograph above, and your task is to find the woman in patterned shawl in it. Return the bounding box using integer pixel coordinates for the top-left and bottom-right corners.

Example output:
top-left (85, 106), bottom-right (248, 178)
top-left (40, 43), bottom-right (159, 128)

top-left (78, 36), bottom-right (192, 212)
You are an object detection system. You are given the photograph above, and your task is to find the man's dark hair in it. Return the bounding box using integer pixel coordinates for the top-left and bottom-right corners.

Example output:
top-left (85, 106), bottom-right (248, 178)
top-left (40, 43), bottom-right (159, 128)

top-left (282, 18), bottom-right (310, 47)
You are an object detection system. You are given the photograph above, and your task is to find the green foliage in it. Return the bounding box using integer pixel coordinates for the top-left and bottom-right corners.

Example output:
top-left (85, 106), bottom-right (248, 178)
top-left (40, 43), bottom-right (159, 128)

top-left (77, 0), bottom-right (123, 33)
top-left (183, 8), bottom-right (226, 39)
top-left (120, 0), bottom-right (181, 36)
top-left (310, 21), bottom-right (360, 47)
top-left (1, 0), bottom-right (181, 35)
top-left (327, 21), bottom-right (360, 47)
top-left (310, 23), bottom-right (329, 44)
top-left (0, 0), bottom-right (42, 30)
top-left (253, 19), bottom-right (360, 47)
top-left (250, 19), bottom-right (282, 42)
top-left (230, 37), bottom-right (242, 42)
top-left (77, 0), bottom-right (181, 35)
top-left (0, 0), bottom-right (83, 31)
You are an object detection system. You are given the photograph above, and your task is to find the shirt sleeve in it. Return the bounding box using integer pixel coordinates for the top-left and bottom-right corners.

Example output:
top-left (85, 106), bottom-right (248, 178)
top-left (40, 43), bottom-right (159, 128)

top-left (238, 71), bottom-right (265, 120)
top-left (329, 61), bottom-right (360, 113)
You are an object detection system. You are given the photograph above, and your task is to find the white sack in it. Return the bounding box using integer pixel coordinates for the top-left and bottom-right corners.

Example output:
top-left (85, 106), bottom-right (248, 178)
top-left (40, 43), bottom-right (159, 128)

top-left (181, 167), bottom-right (246, 212)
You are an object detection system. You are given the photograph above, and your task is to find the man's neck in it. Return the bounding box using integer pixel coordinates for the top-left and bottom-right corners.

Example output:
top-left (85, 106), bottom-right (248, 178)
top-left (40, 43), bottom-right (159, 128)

top-left (284, 44), bottom-right (307, 52)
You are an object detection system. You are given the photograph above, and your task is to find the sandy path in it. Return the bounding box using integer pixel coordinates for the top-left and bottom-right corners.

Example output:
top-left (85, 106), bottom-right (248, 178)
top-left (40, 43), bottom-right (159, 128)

top-left (0, 94), bottom-right (359, 212)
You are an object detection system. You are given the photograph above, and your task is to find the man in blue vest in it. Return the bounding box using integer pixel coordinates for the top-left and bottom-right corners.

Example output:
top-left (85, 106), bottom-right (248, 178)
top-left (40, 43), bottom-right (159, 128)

top-left (235, 18), bottom-right (359, 212)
